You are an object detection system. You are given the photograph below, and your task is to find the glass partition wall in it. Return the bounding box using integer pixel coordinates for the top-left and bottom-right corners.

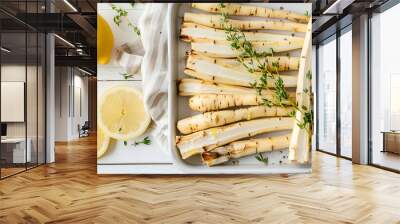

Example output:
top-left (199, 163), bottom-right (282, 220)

top-left (370, 3), bottom-right (400, 172)
top-left (316, 27), bottom-right (353, 159)
top-left (317, 36), bottom-right (337, 155)
top-left (0, 1), bottom-right (46, 179)
top-left (339, 27), bottom-right (352, 159)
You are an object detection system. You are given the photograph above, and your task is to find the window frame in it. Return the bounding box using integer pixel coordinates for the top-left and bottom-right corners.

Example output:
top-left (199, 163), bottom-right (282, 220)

top-left (315, 24), bottom-right (353, 161)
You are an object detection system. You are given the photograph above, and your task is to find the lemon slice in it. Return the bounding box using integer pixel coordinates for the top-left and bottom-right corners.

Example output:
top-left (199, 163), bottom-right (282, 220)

top-left (98, 86), bottom-right (151, 140)
top-left (97, 14), bottom-right (114, 65)
top-left (97, 127), bottom-right (110, 158)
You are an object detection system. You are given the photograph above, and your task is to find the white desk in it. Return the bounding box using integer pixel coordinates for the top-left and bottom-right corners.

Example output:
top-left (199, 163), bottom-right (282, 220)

top-left (1, 138), bottom-right (31, 163)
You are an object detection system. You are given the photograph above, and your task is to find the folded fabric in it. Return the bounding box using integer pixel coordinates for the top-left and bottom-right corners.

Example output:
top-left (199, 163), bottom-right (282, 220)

top-left (138, 3), bottom-right (169, 149)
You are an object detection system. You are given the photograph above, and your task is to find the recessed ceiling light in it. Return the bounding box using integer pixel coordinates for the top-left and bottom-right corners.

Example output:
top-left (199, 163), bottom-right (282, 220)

top-left (323, 0), bottom-right (355, 14)
top-left (63, 0), bottom-right (78, 12)
top-left (78, 67), bottom-right (92, 76)
top-left (54, 34), bottom-right (75, 48)
top-left (1, 47), bottom-right (11, 53)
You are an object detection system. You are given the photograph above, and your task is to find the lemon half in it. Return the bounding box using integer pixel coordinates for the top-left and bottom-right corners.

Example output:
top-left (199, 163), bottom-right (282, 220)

top-left (98, 86), bottom-right (151, 141)
top-left (97, 14), bottom-right (114, 64)
top-left (97, 127), bottom-right (110, 158)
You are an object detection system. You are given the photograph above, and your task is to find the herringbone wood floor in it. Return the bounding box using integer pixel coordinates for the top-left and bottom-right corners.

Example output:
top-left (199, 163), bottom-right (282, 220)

top-left (0, 135), bottom-right (400, 224)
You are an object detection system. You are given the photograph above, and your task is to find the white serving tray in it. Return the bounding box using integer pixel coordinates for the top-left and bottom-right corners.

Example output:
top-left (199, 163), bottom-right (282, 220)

top-left (167, 3), bottom-right (312, 174)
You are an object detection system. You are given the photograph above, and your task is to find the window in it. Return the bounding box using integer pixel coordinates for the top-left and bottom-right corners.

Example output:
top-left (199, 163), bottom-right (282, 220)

top-left (370, 3), bottom-right (400, 171)
top-left (317, 36), bottom-right (337, 154)
top-left (339, 28), bottom-right (352, 158)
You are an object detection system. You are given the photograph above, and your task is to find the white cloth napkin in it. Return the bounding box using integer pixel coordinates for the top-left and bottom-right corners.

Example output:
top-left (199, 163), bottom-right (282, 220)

top-left (138, 3), bottom-right (169, 148)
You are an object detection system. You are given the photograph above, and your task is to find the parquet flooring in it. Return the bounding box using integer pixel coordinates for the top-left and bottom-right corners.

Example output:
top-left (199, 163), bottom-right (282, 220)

top-left (1, 135), bottom-right (400, 224)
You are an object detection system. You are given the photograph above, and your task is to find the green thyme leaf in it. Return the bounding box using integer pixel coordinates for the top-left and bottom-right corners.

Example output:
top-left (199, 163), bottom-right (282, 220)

top-left (111, 4), bottom-right (140, 36)
top-left (128, 22), bottom-right (141, 36)
top-left (255, 153), bottom-right (268, 164)
top-left (134, 136), bottom-right (151, 146)
top-left (121, 73), bottom-right (134, 80)
top-left (306, 70), bottom-right (312, 80)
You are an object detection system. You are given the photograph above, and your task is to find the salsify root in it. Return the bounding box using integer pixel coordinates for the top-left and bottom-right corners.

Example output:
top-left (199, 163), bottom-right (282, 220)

top-left (187, 54), bottom-right (300, 73)
top-left (180, 23), bottom-right (304, 42)
top-left (191, 3), bottom-right (310, 24)
top-left (202, 134), bottom-right (291, 166)
top-left (177, 105), bottom-right (294, 134)
top-left (178, 78), bottom-right (276, 96)
top-left (190, 38), bottom-right (303, 58)
top-left (176, 117), bottom-right (293, 159)
top-left (183, 13), bottom-right (307, 32)
top-left (188, 94), bottom-right (295, 112)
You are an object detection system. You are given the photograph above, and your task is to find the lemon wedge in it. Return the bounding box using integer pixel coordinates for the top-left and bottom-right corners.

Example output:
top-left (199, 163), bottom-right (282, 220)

top-left (97, 14), bottom-right (114, 64)
top-left (97, 127), bottom-right (110, 158)
top-left (98, 86), bottom-right (151, 141)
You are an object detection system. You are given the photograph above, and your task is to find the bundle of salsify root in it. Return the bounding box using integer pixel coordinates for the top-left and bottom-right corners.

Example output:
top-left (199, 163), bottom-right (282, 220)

top-left (175, 3), bottom-right (311, 166)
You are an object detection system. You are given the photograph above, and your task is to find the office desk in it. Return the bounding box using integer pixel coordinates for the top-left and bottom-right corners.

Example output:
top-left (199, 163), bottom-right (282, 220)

top-left (1, 138), bottom-right (31, 163)
top-left (382, 131), bottom-right (400, 154)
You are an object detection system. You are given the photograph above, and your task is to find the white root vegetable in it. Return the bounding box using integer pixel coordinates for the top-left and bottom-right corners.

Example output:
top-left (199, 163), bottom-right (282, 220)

top-left (192, 3), bottom-right (310, 24)
top-left (180, 23), bottom-right (303, 42)
top-left (185, 56), bottom-right (298, 88)
top-left (179, 79), bottom-right (275, 96)
top-left (191, 38), bottom-right (303, 58)
top-left (176, 117), bottom-right (293, 159)
top-left (184, 13), bottom-right (307, 32)
top-left (184, 56), bottom-right (297, 88)
top-left (188, 94), bottom-right (295, 112)
top-left (188, 54), bottom-right (299, 73)
top-left (189, 94), bottom-right (264, 112)
top-left (202, 134), bottom-right (291, 166)
top-left (289, 20), bottom-right (313, 164)
top-left (177, 105), bottom-right (293, 134)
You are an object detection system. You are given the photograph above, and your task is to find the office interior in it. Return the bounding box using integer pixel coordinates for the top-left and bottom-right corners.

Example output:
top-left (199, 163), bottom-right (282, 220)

top-left (0, 0), bottom-right (399, 175)
top-left (314, 1), bottom-right (400, 172)
top-left (0, 1), bottom-right (399, 222)
top-left (0, 0), bottom-right (96, 179)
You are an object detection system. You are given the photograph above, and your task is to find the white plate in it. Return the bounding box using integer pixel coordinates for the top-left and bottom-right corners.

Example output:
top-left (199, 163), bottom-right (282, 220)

top-left (167, 3), bottom-right (312, 174)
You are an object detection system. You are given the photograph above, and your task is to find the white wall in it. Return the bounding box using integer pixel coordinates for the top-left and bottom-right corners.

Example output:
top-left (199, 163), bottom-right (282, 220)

top-left (54, 67), bottom-right (89, 141)
top-left (55, 66), bottom-right (69, 141)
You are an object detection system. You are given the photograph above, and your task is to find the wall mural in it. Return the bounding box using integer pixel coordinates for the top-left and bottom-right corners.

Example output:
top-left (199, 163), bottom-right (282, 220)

top-left (97, 3), bottom-right (313, 174)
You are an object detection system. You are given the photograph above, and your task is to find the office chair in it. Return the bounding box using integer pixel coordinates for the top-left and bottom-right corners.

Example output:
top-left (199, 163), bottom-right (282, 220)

top-left (79, 121), bottom-right (90, 138)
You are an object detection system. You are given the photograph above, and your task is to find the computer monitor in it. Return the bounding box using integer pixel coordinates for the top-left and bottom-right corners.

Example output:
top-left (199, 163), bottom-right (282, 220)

top-left (1, 123), bottom-right (7, 137)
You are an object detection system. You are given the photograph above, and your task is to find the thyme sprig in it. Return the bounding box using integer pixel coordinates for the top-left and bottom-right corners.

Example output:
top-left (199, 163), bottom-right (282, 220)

top-left (111, 4), bottom-right (127, 26)
top-left (134, 136), bottom-right (151, 146)
top-left (218, 6), bottom-right (313, 136)
top-left (255, 153), bottom-right (268, 165)
top-left (121, 73), bottom-right (134, 80)
top-left (111, 4), bottom-right (141, 36)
